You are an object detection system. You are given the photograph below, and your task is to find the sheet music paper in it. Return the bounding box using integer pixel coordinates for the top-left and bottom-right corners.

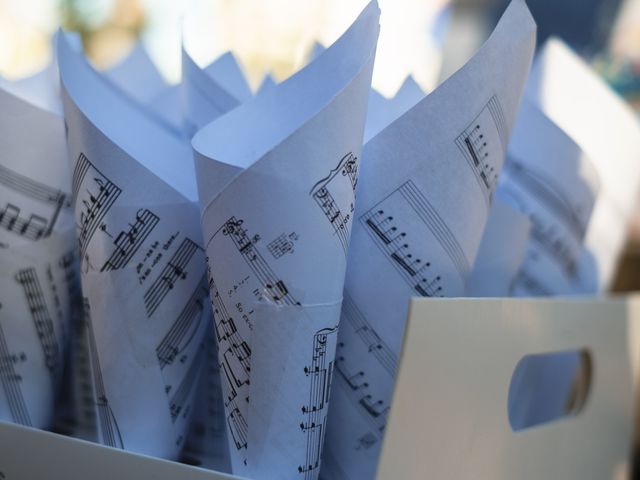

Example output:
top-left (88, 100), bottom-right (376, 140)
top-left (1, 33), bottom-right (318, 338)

top-left (1, 61), bottom-right (62, 116)
top-left (102, 42), bottom-right (168, 105)
top-left (499, 99), bottom-right (600, 296)
top-left (100, 43), bottom-right (186, 134)
top-left (525, 38), bottom-right (640, 292)
top-left (309, 42), bottom-right (421, 145)
top-left (179, 329), bottom-right (232, 473)
top-left (465, 196), bottom-right (531, 297)
top-left (146, 85), bottom-right (184, 133)
top-left (192, 2), bottom-right (380, 478)
top-left (309, 41), bottom-right (326, 62)
top-left (181, 48), bottom-right (252, 136)
top-left (320, 1), bottom-right (535, 479)
top-left (203, 52), bottom-right (253, 104)
top-left (257, 74), bottom-right (277, 96)
top-left (0, 70), bottom-right (79, 430)
top-left (56, 32), bottom-right (211, 459)
top-left (364, 76), bottom-right (424, 142)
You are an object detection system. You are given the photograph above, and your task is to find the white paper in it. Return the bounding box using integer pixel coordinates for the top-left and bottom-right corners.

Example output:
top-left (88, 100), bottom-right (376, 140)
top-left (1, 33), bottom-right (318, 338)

top-left (0, 62), bottom-right (62, 116)
top-left (102, 42), bottom-right (168, 105)
top-left (181, 50), bottom-right (250, 136)
top-left (203, 52), bottom-right (253, 104)
top-left (56, 32), bottom-right (211, 459)
top-left (95, 40), bottom-right (187, 134)
top-left (364, 76), bottom-right (424, 142)
top-left (257, 74), bottom-right (277, 96)
top-left (499, 99), bottom-right (600, 296)
top-left (98, 43), bottom-right (186, 139)
top-left (309, 41), bottom-right (326, 62)
top-left (465, 196), bottom-right (531, 297)
top-left (0, 68), bottom-right (79, 430)
top-left (146, 84), bottom-right (184, 133)
top-left (525, 38), bottom-right (640, 292)
top-left (192, 2), bottom-right (380, 478)
top-left (321, 2), bottom-right (536, 479)
top-left (179, 330), bottom-right (232, 473)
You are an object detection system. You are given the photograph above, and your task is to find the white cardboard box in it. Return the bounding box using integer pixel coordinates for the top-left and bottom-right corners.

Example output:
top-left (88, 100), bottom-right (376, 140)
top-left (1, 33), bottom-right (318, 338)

top-left (379, 296), bottom-right (639, 480)
top-left (0, 296), bottom-right (638, 479)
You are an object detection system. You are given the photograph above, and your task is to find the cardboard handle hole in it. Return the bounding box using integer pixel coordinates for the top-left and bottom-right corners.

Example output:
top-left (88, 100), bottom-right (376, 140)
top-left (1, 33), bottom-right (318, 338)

top-left (508, 349), bottom-right (592, 431)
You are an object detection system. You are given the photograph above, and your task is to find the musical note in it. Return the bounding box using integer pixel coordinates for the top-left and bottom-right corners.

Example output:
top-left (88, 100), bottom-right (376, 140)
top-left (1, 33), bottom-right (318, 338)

top-left (0, 164), bottom-right (68, 240)
top-left (72, 153), bottom-right (91, 199)
top-left (67, 300), bottom-right (98, 436)
top-left (298, 326), bottom-right (338, 478)
top-left (0, 204), bottom-right (19, 231)
top-left (82, 298), bottom-right (124, 448)
top-left (529, 221), bottom-right (576, 277)
top-left (143, 237), bottom-right (201, 317)
top-left (355, 432), bottom-right (378, 451)
top-left (156, 274), bottom-right (208, 369)
top-left (510, 268), bottom-right (553, 296)
top-left (72, 153), bottom-right (122, 266)
top-left (222, 217), bottom-right (299, 306)
top-left (340, 152), bottom-right (358, 190)
top-left (15, 268), bottom-right (60, 382)
top-left (310, 152), bottom-right (359, 256)
top-left (358, 395), bottom-right (389, 418)
top-left (168, 341), bottom-right (204, 423)
top-left (455, 95), bottom-right (507, 204)
top-left (334, 355), bottom-right (387, 440)
top-left (209, 279), bottom-right (251, 385)
top-left (504, 160), bottom-right (590, 278)
top-left (324, 294), bottom-right (399, 453)
top-left (267, 232), bottom-right (296, 259)
top-left (0, 204), bottom-right (49, 241)
top-left (227, 406), bottom-right (249, 451)
top-left (341, 294), bottom-right (396, 376)
top-left (0, 320), bottom-right (31, 426)
top-left (101, 209), bottom-right (160, 271)
top-left (222, 343), bottom-right (251, 391)
top-left (360, 180), bottom-right (463, 296)
top-left (206, 269), bottom-right (251, 455)
top-left (178, 334), bottom-right (229, 470)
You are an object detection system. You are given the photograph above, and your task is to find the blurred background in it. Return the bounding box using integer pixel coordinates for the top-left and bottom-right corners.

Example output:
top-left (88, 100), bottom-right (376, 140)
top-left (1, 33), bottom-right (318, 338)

top-left (1, 0), bottom-right (639, 289)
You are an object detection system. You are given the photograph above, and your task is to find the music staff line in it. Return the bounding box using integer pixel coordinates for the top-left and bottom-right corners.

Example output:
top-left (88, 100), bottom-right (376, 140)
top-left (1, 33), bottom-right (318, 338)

top-left (310, 152), bottom-right (358, 257)
top-left (361, 180), bottom-right (469, 297)
top-left (455, 95), bottom-right (506, 203)
top-left (510, 269), bottom-right (553, 297)
top-left (267, 232), bottom-right (296, 259)
top-left (0, 164), bottom-right (69, 240)
top-left (15, 267), bottom-right (60, 382)
top-left (0, 164), bottom-right (67, 207)
top-left (143, 237), bottom-right (201, 318)
top-left (83, 298), bottom-right (124, 449)
top-left (209, 274), bottom-right (249, 452)
top-left (0, 320), bottom-right (31, 426)
top-left (341, 294), bottom-right (396, 377)
top-left (101, 209), bottom-right (160, 272)
top-left (168, 341), bottom-right (205, 423)
top-left (0, 204), bottom-right (51, 241)
top-left (156, 274), bottom-right (208, 369)
top-left (72, 153), bottom-right (92, 200)
top-left (529, 224), bottom-right (577, 278)
top-left (330, 295), bottom-right (396, 448)
top-left (505, 160), bottom-right (588, 241)
top-left (299, 326), bottom-right (337, 478)
top-left (219, 217), bottom-right (299, 305)
top-left (334, 356), bottom-right (388, 443)
top-left (206, 216), bottom-right (301, 455)
top-left (73, 153), bottom-right (122, 263)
